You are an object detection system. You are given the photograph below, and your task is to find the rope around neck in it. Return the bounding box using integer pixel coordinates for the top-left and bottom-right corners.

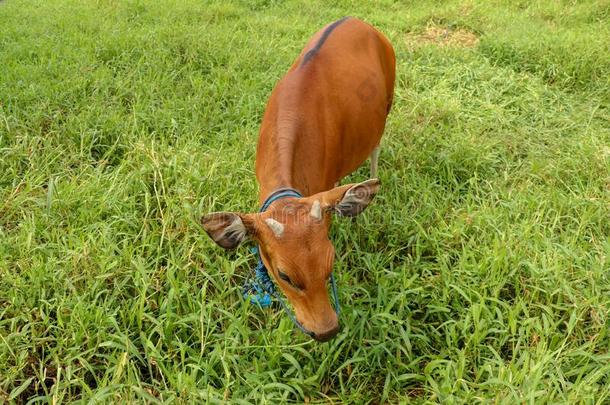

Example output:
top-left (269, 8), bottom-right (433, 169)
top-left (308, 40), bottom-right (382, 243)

top-left (242, 188), bottom-right (341, 336)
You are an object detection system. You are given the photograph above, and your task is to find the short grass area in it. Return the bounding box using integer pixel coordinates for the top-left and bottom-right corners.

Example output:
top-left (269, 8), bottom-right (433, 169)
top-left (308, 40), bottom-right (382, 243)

top-left (1, 0), bottom-right (609, 402)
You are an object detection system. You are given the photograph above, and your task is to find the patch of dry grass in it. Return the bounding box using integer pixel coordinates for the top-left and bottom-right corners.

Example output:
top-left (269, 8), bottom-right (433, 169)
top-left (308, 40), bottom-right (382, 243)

top-left (405, 24), bottom-right (479, 49)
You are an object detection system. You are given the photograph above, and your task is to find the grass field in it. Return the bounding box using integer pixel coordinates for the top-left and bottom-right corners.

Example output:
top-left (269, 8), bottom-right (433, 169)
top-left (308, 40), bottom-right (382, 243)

top-left (1, 0), bottom-right (610, 403)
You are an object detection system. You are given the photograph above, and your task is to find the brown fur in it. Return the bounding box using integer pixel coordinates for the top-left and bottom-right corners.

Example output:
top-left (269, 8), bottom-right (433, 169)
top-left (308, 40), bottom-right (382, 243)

top-left (202, 18), bottom-right (395, 341)
top-left (255, 17), bottom-right (395, 200)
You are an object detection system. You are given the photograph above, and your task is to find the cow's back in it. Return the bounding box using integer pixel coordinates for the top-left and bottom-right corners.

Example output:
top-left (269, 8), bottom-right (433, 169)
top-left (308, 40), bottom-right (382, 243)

top-left (256, 17), bottom-right (395, 195)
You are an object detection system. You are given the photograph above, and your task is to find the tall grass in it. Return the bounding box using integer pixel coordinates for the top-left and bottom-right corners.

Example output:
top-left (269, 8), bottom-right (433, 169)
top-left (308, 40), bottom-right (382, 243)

top-left (1, 0), bottom-right (609, 402)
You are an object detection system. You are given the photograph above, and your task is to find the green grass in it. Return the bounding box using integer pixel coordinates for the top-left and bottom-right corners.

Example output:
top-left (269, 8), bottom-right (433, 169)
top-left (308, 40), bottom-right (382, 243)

top-left (1, 0), bottom-right (609, 402)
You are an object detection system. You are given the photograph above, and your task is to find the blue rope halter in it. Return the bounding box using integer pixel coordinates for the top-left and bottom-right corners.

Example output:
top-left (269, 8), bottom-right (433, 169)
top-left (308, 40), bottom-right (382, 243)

top-left (242, 188), bottom-right (341, 336)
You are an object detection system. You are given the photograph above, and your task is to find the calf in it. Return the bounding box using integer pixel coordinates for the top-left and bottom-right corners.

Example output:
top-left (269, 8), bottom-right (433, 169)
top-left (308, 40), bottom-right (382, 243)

top-left (202, 17), bottom-right (395, 341)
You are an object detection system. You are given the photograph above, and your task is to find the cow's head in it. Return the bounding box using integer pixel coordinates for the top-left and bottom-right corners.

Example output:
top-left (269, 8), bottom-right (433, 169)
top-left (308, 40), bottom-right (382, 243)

top-left (201, 179), bottom-right (380, 342)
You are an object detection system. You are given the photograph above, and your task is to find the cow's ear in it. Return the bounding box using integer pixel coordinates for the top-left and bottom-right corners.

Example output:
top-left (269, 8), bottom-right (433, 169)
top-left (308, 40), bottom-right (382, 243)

top-left (201, 212), bottom-right (255, 249)
top-left (318, 179), bottom-right (381, 217)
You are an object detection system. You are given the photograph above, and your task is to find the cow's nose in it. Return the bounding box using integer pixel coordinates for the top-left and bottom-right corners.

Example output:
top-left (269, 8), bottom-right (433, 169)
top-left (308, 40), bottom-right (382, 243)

top-left (312, 324), bottom-right (340, 342)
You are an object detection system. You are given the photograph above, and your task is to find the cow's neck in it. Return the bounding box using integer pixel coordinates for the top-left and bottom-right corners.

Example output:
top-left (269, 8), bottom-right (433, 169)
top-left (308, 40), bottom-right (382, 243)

top-left (257, 123), bottom-right (324, 204)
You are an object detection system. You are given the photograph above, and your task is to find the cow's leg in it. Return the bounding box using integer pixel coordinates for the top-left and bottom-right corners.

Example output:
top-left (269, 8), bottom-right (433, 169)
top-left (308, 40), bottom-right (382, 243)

top-left (370, 146), bottom-right (380, 178)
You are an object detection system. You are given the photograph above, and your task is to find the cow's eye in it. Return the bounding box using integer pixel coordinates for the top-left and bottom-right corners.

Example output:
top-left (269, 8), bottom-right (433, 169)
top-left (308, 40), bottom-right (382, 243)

top-left (278, 270), bottom-right (302, 290)
top-left (278, 270), bottom-right (292, 285)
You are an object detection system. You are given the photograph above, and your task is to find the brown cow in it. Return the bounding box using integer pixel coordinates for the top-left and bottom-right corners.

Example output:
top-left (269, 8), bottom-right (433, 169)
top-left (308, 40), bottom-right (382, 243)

top-left (202, 17), bottom-right (395, 341)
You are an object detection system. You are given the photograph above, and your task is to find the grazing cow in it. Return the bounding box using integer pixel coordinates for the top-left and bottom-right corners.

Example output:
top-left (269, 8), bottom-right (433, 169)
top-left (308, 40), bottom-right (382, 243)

top-left (202, 17), bottom-right (395, 341)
